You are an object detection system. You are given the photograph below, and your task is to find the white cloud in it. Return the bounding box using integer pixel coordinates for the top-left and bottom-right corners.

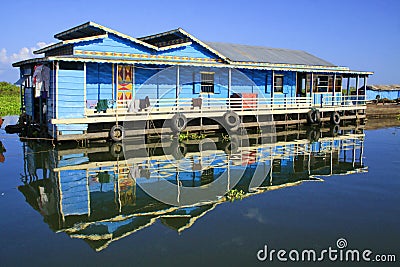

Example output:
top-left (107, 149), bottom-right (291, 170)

top-left (243, 208), bottom-right (267, 224)
top-left (0, 42), bottom-right (54, 64)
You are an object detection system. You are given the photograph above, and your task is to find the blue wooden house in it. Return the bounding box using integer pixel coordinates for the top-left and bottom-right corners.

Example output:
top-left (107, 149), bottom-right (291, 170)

top-left (13, 22), bottom-right (372, 141)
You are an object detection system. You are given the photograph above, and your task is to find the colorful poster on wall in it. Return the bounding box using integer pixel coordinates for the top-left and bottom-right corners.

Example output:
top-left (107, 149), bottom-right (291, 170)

top-left (117, 65), bottom-right (133, 100)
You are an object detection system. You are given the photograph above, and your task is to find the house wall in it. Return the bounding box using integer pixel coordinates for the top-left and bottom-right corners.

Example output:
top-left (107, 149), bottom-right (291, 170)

top-left (57, 65), bottom-right (88, 135)
top-left (86, 63), bottom-right (113, 106)
top-left (24, 87), bottom-right (34, 117)
top-left (74, 34), bottom-right (153, 55)
top-left (366, 90), bottom-right (400, 100)
top-left (47, 69), bottom-right (57, 138)
top-left (157, 43), bottom-right (220, 59)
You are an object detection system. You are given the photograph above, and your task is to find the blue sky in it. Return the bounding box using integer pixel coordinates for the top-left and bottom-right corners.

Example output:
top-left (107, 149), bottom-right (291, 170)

top-left (0, 0), bottom-right (399, 84)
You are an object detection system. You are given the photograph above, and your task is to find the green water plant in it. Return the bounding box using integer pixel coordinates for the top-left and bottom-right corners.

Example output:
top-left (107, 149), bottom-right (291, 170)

top-left (178, 131), bottom-right (206, 142)
top-left (226, 189), bottom-right (245, 202)
top-left (0, 82), bottom-right (20, 116)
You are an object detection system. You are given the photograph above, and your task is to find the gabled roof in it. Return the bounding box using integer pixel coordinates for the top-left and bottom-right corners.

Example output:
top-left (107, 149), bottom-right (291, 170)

top-left (205, 42), bottom-right (335, 66)
top-left (39, 21), bottom-right (158, 52)
top-left (34, 34), bottom-right (108, 55)
top-left (18, 22), bottom-right (372, 75)
top-left (138, 28), bottom-right (230, 62)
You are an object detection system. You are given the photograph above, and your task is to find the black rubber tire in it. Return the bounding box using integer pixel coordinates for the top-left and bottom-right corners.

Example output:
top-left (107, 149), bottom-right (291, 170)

top-left (110, 142), bottom-right (124, 158)
top-left (224, 134), bottom-right (239, 154)
top-left (307, 109), bottom-right (321, 124)
top-left (330, 125), bottom-right (340, 136)
top-left (223, 111), bottom-right (240, 129)
top-left (110, 125), bottom-right (125, 142)
top-left (171, 140), bottom-right (187, 160)
top-left (330, 112), bottom-right (341, 125)
top-left (307, 128), bottom-right (320, 143)
top-left (170, 113), bottom-right (187, 132)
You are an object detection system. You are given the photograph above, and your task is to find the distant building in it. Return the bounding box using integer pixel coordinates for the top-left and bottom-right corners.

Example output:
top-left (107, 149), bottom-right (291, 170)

top-left (365, 85), bottom-right (400, 100)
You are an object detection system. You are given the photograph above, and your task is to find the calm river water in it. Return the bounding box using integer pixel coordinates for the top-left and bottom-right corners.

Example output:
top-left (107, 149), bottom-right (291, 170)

top-left (0, 120), bottom-right (399, 266)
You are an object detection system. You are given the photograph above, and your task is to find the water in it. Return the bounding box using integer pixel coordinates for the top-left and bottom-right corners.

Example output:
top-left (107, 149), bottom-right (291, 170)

top-left (0, 123), bottom-right (399, 266)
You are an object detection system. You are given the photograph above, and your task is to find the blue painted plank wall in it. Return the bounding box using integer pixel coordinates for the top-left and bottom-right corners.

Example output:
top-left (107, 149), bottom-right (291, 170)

top-left (24, 87), bottom-right (33, 117)
top-left (271, 71), bottom-right (296, 102)
top-left (86, 63), bottom-right (113, 103)
top-left (157, 43), bottom-right (220, 60)
top-left (57, 68), bottom-right (87, 134)
top-left (47, 69), bottom-right (57, 138)
top-left (60, 169), bottom-right (89, 216)
top-left (74, 34), bottom-right (152, 55)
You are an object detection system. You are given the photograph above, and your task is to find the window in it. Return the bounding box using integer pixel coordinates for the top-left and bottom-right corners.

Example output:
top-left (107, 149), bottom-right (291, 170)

top-left (315, 75), bottom-right (329, 92)
top-left (335, 77), bottom-right (342, 92)
top-left (201, 72), bottom-right (214, 93)
top-left (315, 75), bottom-right (342, 93)
top-left (274, 75), bottom-right (284, 93)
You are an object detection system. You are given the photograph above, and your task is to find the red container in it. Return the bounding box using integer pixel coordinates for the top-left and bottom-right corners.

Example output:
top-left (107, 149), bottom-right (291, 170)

top-left (240, 93), bottom-right (258, 109)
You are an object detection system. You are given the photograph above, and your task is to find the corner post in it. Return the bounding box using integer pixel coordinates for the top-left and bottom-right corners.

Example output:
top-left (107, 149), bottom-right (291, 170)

top-left (310, 72), bottom-right (313, 105)
top-left (332, 73), bottom-right (336, 106)
top-left (176, 65), bottom-right (180, 108)
top-left (355, 75), bottom-right (359, 106)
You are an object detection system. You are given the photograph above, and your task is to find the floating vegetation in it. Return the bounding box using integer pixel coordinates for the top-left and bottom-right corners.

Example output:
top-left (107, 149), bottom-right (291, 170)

top-left (178, 131), bottom-right (206, 142)
top-left (226, 189), bottom-right (245, 202)
top-left (0, 82), bottom-right (20, 116)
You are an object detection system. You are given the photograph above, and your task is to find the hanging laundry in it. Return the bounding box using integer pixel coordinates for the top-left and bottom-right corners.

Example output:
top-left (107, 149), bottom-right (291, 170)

top-left (33, 65), bottom-right (43, 98)
top-left (32, 64), bottom-right (51, 98)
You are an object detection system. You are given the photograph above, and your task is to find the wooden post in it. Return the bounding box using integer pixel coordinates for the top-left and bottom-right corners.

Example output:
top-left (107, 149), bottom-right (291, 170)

top-left (176, 65), bottom-right (180, 99)
top-left (56, 61), bottom-right (59, 119)
top-left (363, 76), bottom-right (367, 99)
top-left (356, 75), bottom-right (359, 105)
top-left (310, 73), bottom-right (313, 104)
top-left (347, 77), bottom-right (350, 96)
top-left (228, 68), bottom-right (231, 96)
top-left (332, 73), bottom-right (336, 106)
top-left (228, 68), bottom-right (232, 108)
top-left (271, 70), bottom-right (274, 100)
top-left (132, 64), bottom-right (135, 100)
top-left (83, 62), bottom-right (86, 112)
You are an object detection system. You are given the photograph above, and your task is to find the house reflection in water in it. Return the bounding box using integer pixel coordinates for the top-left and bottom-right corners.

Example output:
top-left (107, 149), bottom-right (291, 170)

top-left (18, 127), bottom-right (366, 251)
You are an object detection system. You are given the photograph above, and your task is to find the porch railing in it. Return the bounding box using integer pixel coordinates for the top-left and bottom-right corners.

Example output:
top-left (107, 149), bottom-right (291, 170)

top-left (321, 95), bottom-right (366, 107)
top-left (87, 95), bottom-right (365, 115)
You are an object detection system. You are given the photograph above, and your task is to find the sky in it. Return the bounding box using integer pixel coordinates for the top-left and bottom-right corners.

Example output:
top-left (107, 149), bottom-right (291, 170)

top-left (0, 0), bottom-right (399, 84)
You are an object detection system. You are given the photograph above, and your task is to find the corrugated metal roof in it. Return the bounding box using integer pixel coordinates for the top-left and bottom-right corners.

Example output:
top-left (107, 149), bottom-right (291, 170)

top-left (366, 85), bottom-right (400, 91)
top-left (205, 42), bottom-right (335, 67)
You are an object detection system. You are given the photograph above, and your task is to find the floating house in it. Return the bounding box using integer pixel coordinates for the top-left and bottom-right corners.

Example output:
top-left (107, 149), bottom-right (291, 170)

top-left (13, 22), bottom-right (372, 141)
top-left (18, 128), bottom-right (365, 251)
top-left (365, 84), bottom-right (400, 101)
